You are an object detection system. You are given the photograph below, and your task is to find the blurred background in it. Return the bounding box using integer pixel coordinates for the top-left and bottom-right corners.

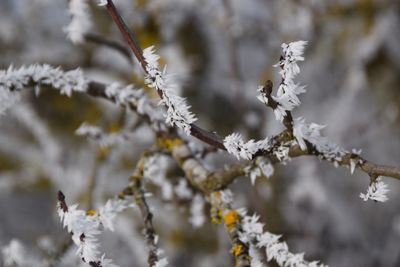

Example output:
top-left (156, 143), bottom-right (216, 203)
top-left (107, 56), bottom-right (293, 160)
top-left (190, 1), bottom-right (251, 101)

top-left (0, 0), bottom-right (400, 266)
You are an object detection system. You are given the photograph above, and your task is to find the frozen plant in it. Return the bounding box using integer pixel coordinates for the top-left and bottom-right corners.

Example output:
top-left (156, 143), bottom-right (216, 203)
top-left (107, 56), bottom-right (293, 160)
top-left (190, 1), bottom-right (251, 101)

top-left (0, 1), bottom-right (400, 267)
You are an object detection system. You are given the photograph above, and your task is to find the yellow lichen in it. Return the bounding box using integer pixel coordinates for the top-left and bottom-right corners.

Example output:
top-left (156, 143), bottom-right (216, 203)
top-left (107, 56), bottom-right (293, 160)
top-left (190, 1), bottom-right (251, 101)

top-left (211, 208), bottom-right (224, 225)
top-left (223, 210), bottom-right (239, 229)
top-left (232, 244), bottom-right (242, 257)
top-left (156, 137), bottom-right (184, 150)
top-left (87, 209), bottom-right (97, 216)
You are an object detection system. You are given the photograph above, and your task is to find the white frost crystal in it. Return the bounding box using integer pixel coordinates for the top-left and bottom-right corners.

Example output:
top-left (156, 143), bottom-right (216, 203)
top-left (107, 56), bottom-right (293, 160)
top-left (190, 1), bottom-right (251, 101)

top-left (143, 46), bottom-right (197, 134)
top-left (360, 177), bottom-right (389, 202)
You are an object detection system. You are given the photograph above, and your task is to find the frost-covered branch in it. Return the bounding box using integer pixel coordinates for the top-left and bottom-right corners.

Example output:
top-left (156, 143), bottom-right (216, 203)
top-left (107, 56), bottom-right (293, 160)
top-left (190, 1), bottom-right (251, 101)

top-left (210, 190), bottom-right (328, 267)
top-left (57, 191), bottom-right (131, 267)
top-left (76, 122), bottom-right (136, 148)
top-left (119, 157), bottom-right (168, 267)
top-left (210, 190), bottom-right (251, 267)
top-left (1, 64), bottom-right (400, 187)
top-left (238, 210), bottom-right (328, 267)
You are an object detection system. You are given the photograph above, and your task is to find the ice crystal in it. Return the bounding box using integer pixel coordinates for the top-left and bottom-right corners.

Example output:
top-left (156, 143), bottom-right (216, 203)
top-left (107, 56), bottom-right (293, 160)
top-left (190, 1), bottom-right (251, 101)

top-left (293, 117), bottom-right (347, 162)
top-left (57, 193), bottom-right (131, 266)
top-left (237, 211), bottom-right (328, 267)
top-left (0, 64), bottom-right (88, 97)
top-left (245, 158), bottom-right (274, 185)
top-left (143, 46), bottom-right (197, 134)
top-left (223, 133), bottom-right (258, 160)
top-left (360, 177), bottom-right (389, 202)
top-left (64, 0), bottom-right (92, 44)
top-left (269, 41), bottom-right (308, 122)
top-left (99, 198), bottom-right (132, 231)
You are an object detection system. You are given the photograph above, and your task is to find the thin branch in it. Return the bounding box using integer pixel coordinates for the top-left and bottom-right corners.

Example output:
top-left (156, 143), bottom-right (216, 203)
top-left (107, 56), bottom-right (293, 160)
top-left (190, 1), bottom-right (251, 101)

top-left (103, 0), bottom-right (146, 69)
top-left (119, 158), bottom-right (160, 267)
top-left (99, 1), bottom-right (400, 184)
top-left (84, 32), bottom-right (133, 63)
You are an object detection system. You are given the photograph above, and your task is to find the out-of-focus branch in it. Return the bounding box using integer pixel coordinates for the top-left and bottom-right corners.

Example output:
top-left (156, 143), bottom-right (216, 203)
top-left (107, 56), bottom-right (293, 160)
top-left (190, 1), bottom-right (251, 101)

top-left (119, 157), bottom-right (160, 267)
top-left (84, 33), bottom-right (133, 63)
top-left (156, 136), bottom-right (246, 193)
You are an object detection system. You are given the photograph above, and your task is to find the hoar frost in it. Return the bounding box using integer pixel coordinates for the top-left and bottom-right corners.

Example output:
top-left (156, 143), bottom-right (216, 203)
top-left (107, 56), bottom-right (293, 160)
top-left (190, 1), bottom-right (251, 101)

top-left (360, 177), bottom-right (389, 202)
top-left (64, 0), bottom-right (92, 44)
top-left (143, 46), bottom-right (197, 135)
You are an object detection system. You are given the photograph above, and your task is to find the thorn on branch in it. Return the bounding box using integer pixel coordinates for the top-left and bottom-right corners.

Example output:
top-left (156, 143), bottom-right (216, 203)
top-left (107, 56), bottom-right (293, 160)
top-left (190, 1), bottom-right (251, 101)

top-left (57, 191), bottom-right (68, 213)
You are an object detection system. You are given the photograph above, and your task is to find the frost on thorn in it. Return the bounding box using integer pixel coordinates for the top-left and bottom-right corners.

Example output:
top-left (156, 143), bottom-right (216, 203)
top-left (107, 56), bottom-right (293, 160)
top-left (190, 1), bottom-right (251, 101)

top-left (143, 46), bottom-right (197, 135)
top-left (360, 177), bottom-right (389, 202)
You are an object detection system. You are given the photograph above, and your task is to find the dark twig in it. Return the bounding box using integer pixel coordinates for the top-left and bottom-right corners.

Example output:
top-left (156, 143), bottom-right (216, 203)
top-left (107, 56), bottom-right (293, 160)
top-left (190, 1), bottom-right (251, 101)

top-left (103, 0), bottom-right (146, 69)
top-left (84, 33), bottom-right (133, 63)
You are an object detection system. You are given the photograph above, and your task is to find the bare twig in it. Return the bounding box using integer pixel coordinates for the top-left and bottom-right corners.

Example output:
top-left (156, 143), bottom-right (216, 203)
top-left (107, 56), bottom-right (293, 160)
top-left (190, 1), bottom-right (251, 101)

top-left (84, 33), bottom-right (133, 63)
top-left (103, 0), bottom-right (146, 69)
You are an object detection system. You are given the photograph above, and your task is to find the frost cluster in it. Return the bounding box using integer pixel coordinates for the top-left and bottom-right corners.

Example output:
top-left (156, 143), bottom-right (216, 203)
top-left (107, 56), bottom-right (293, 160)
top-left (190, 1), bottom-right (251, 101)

top-left (57, 192), bottom-right (132, 266)
top-left (293, 117), bottom-right (347, 162)
top-left (0, 64), bottom-right (88, 98)
top-left (237, 211), bottom-right (328, 267)
top-left (76, 122), bottom-right (132, 147)
top-left (360, 177), bottom-right (389, 202)
top-left (143, 46), bottom-right (197, 134)
top-left (64, 0), bottom-right (92, 44)
top-left (223, 134), bottom-right (271, 160)
top-left (257, 41), bottom-right (307, 122)
top-left (245, 157), bottom-right (274, 185)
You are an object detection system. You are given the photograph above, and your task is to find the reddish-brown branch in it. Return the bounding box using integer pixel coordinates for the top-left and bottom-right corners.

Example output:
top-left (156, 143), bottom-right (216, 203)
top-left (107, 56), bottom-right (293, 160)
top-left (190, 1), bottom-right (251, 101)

top-left (87, 0), bottom-right (400, 182)
top-left (104, 0), bottom-right (146, 70)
